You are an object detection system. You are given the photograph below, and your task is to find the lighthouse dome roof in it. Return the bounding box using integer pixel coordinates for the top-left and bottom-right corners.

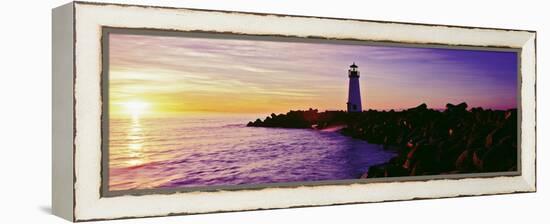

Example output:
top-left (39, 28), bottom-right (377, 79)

top-left (350, 62), bottom-right (358, 68)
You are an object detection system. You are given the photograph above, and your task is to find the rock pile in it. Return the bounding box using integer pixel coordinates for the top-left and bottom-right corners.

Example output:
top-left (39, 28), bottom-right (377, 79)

top-left (248, 103), bottom-right (518, 177)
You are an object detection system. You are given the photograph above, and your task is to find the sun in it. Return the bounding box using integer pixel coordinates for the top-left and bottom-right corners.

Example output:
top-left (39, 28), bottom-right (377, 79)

top-left (122, 100), bottom-right (150, 118)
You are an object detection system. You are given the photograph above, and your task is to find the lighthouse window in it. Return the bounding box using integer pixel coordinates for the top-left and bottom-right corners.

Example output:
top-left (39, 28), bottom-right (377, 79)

top-left (353, 105), bottom-right (357, 110)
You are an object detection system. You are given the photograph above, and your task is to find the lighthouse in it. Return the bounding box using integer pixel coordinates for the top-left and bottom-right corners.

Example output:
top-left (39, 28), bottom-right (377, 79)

top-left (347, 62), bottom-right (362, 112)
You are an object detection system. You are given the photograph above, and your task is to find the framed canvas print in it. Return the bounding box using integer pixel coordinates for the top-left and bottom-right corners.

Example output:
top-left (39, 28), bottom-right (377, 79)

top-left (52, 1), bottom-right (537, 222)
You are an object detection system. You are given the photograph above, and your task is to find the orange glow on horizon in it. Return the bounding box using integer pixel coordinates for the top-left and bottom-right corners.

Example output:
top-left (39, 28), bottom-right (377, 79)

top-left (108, 34), bottom-right (517, 118)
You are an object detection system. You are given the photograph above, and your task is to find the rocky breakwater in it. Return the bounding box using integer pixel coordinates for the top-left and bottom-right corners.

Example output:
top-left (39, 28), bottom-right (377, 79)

top-left (247, 103), bottom-right (518, 178)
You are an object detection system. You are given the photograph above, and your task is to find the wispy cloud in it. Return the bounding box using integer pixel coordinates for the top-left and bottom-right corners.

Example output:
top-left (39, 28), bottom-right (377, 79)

top-left (109, 33), bottom-right (517, 115)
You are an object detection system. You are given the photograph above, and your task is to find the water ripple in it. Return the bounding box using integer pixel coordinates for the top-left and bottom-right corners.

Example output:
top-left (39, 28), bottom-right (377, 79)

top-left (109, 115), bottom-right (396, 191)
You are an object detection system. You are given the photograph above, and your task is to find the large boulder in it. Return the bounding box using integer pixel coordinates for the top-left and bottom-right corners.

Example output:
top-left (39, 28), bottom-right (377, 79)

top-left (446, 102), bottom-right (468, 113)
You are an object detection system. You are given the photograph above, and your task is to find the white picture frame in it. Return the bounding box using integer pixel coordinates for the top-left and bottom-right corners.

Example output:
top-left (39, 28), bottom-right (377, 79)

top-left (52, 1), bottom-right (536, 221)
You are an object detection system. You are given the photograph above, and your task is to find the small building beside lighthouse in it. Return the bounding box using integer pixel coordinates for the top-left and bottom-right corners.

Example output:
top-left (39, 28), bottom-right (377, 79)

top-left (347, 62), bottom-right (362, 112)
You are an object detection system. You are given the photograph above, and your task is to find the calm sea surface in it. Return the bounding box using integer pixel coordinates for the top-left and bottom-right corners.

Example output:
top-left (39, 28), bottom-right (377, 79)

top-left (109, 114), bottom-right (396, 191)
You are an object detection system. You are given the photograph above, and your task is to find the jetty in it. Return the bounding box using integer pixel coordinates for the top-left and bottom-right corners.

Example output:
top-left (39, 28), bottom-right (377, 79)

top-left (247, 102), bottom-right (517, 178)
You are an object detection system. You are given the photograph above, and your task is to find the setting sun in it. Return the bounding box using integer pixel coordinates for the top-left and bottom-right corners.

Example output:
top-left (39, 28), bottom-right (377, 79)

top-left (121, 100), bottom-right (150, 118)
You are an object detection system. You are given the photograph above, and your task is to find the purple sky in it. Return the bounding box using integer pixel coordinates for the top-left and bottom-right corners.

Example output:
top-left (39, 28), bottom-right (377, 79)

top-left (109, 34), bottom-right (518, 115)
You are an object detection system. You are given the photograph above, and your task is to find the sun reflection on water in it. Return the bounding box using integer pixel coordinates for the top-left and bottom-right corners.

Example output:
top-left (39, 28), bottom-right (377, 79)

top-left (125, 117), bottom-right (146, 167)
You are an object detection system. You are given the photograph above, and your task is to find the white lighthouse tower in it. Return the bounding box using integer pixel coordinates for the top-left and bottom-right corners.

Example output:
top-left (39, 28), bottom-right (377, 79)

top-left (347, 62), bottom-right (362, 112)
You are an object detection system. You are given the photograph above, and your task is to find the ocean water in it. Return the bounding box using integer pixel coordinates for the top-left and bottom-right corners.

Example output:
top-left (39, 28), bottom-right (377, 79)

top-left (109, 114), bottom-right (396, 191)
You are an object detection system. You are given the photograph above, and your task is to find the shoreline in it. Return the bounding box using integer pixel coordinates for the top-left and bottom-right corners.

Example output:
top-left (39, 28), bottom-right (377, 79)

top-left (248, 103), bottom-right (518, 178)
